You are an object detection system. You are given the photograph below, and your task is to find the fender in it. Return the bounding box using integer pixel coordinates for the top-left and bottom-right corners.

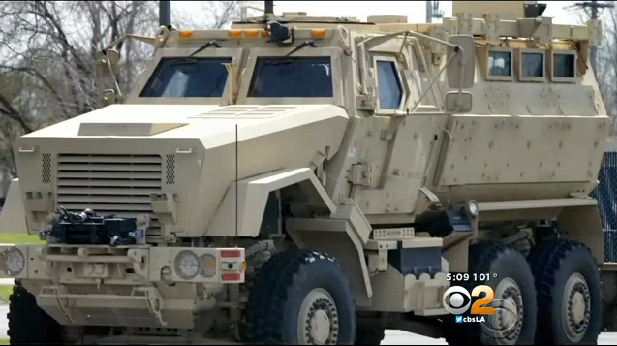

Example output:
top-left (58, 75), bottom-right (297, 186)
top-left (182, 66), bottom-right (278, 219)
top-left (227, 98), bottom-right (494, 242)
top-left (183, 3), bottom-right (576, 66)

top-left (478, 197), bottom-right (604, 263)
top-left (207, 168), bottom-right (374, 302)
top-left (208, 168), bottom-right (336, 237)
top-left (0, 178), bottom-right (28, 235)
top-left (557, 202), bottom-right (605, 264)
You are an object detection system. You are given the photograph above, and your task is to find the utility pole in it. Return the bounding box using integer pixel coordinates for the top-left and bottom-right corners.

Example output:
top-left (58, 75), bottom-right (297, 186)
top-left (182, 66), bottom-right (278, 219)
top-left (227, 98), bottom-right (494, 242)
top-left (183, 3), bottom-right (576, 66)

top-left (264, 1), bottom-right (274, 15)
top-left (426, 1), bottom-right (432, 23)
top-left (426, 1), bottom-right (444, 23)
top-left (264, 0), bottom-right (274, 21)
top-left (159, 1), bottom-right (171, 27)
top-left (573, 0), bottom-right (614, 73)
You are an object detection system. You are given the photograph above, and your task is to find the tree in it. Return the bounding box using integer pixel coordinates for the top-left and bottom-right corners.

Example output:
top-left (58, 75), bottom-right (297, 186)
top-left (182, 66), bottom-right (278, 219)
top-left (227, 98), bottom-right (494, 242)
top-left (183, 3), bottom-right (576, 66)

top-left (596, 7), bottom-right (617, 134)
top-left (0, 0), bottom-right (251, 177)
top-left (171, 1), bottom-right (255, 30)
top-left (570, 3), bottom-right (617, 135)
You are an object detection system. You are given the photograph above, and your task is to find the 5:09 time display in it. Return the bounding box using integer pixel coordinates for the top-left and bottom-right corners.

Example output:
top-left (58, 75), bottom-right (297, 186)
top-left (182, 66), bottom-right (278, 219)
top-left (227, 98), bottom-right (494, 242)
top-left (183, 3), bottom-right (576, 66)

top-left (446, 273), bottom-right (497, 281)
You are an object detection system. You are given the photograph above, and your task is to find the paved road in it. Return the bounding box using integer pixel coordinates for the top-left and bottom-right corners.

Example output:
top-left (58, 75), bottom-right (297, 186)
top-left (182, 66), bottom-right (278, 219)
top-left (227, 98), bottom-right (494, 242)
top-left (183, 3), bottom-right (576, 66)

top-left (0, 302), bottom-right (614, 345)
top-left (0, 277), bottom-right (615, 344)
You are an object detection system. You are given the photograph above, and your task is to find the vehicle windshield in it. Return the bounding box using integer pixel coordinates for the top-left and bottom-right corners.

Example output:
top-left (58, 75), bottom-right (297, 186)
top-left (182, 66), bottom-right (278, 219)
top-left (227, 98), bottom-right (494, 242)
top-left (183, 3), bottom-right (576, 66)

top-left (140, 57), bottom-right (231, 98)
top-left (248, 56), bottom-right (333, 98)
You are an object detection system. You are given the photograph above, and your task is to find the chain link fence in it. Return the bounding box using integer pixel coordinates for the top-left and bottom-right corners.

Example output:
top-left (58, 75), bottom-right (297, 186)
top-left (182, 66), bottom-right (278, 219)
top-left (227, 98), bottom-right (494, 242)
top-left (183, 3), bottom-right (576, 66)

top-left (592, 151), bottom-right (617, 262)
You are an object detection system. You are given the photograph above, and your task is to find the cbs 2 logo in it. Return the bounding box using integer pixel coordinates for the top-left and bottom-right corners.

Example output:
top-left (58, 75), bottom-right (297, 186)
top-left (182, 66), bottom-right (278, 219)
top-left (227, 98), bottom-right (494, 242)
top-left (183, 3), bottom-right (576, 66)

top-left (443, 285), bottom-right (495, 315)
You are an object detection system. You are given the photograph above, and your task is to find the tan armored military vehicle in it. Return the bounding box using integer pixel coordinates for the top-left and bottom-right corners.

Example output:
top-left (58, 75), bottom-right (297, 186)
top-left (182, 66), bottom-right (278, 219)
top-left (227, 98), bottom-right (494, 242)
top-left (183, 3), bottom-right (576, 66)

top-left (0, 1), bottom-right (612, 344)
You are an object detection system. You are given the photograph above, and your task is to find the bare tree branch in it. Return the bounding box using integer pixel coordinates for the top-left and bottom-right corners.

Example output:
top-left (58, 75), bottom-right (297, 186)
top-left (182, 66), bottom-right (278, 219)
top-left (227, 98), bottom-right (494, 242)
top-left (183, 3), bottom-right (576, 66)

top-left (0, 93), bottom-right (33, 133)
top-left (0, 0), bottom-right (250, 175)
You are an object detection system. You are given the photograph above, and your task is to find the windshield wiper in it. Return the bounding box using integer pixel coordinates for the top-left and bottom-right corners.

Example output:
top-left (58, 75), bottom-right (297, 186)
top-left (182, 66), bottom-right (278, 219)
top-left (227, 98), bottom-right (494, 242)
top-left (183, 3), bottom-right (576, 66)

top-left (169, 58), bottom-right (200, 66)
top-left (189, 40), bottom-right (221, 57)
top-left (285, 40), bottom-right (316, 57)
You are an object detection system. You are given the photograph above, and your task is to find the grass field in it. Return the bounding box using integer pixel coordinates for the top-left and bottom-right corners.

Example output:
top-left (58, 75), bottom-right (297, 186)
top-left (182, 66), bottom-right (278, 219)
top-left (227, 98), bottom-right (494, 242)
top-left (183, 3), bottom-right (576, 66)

top-left (0, 233), bottom-right (44, 245)
top-left (0, 286), bottom-right (12, 301)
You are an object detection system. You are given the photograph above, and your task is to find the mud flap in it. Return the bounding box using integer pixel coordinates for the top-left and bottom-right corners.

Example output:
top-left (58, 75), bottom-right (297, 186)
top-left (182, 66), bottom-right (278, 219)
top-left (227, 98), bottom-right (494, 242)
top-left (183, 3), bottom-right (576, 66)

top-left (558, 203), bottom-right (605, 264)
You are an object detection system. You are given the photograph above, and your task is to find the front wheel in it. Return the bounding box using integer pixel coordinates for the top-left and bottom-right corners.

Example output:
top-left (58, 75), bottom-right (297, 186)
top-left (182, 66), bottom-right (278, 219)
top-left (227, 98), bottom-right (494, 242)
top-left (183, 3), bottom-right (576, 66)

top-left (528, 239), bottom-right (603, 345)
top-left (8, 280), bottom-right (64, 344)
top-left (355, 328), bottom-right (385, 345)
top-left (245, 250), bottom-right (357, 344)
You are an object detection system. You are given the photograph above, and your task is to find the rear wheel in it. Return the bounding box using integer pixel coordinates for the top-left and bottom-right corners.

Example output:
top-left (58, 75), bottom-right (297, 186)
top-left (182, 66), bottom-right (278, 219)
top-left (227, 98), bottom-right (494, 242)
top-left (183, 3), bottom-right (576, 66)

top-left (8, 279), bottom-right (64, 344)
top-left (444, 242), bottom-right (537, 345)
top-left (528, 239), bottom-right (602, 345)
top-left (244, 250), bottom-right (356, 344)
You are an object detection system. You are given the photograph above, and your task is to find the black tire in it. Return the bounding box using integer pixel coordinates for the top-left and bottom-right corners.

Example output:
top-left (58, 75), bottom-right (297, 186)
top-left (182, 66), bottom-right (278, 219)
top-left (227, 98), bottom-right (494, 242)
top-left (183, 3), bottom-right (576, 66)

top-left (444, 242), bottom-right (537, 345)
top-left (355, 328), bottom-right (385, 345)
top-left (528, 238), bottom-right (603, 345)
top-left (8, 279), bottom-right (64, 344)
top-left (244, 250), bottom-right (356, 344)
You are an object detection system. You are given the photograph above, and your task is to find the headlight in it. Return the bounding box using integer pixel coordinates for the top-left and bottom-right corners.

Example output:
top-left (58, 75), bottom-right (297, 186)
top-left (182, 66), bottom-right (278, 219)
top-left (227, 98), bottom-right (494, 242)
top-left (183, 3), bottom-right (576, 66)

top-left (201, 254), bottom-right (217, 278)
top-left (174, 250), bottom-right (199, 279)
top-left (6, 248), bottom-right (24, 275)
top-left (468, 200), bottom-right (479, 217)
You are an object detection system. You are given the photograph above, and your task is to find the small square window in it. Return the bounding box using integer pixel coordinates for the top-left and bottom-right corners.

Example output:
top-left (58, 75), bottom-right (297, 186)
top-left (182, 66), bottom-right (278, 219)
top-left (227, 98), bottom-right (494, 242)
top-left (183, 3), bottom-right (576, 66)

top-left (553, 53), bottom-right (575, 78)
top-left (488, 51), bottom-right (512, 78)
top-left (522, 52), bottom-right (544, 78)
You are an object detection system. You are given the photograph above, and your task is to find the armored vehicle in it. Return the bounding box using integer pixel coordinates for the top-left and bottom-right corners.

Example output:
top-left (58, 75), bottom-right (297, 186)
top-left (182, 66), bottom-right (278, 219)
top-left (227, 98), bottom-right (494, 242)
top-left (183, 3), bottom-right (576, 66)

top-left (0, 1), bottom-right (613, 344)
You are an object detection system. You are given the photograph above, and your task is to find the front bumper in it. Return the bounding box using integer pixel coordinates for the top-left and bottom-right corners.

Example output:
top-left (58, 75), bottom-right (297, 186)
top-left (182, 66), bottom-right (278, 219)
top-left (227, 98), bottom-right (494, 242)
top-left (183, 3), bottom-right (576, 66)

top-left (0, 244), bottom-right (246, 328)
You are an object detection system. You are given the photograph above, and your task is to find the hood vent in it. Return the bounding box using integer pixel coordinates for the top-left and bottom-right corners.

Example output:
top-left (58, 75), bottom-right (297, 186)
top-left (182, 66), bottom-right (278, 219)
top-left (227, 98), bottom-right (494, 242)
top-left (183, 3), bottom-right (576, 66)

top-left (78, 122), bottom-right (187, 137)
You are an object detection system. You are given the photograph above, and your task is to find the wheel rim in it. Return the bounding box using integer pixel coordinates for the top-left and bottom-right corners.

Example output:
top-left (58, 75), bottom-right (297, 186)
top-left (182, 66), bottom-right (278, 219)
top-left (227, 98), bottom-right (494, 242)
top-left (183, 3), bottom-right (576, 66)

top-left (297, 288), bottom-right (339, 345)
top-left (483, 277), bottom-right (524, 345)
top-left (561, 273), bottom-right (591, 343)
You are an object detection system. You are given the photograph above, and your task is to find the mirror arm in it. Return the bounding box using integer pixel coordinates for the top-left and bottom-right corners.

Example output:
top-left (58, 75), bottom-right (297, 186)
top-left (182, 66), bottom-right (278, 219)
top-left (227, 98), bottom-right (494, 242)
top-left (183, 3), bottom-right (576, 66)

top-left (408, 52), bottom-right (457, 114)
top-left (360, 30), bottom-right (460, 112)
top-left (404, 31), bottom-right (457, 50)
top-left (103, 33), bottom-right (156, 52)
top-left (406, 37), bottom-right (442, 109)
top-left (455, 46), bottom-right (466, 111)
top-left (98, 33), bottom-right (158, 104)
top-left (361, 30), bottom-right (457, 50)
top-left (105, 55), bottom-right (123, 99)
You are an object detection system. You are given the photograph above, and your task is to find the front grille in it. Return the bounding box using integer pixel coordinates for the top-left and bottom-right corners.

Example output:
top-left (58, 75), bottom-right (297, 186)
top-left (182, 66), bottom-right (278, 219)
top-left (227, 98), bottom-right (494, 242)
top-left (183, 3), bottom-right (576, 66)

top-left (55, 154), bottom-right (163, 238)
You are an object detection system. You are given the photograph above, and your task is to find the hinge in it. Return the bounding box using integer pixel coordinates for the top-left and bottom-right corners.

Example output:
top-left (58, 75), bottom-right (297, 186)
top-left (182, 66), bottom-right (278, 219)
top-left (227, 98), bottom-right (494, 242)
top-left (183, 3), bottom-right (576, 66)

top-left (350, 163), bottom-right (374, 187)
top-left (455, 13), bottom-right (474, 36)
top-left (381, 129), bottom-right (395, 141)
top-left (482, 14), bottom-right (500, 44)
top-left (356, 95), bottom-right (376, 110)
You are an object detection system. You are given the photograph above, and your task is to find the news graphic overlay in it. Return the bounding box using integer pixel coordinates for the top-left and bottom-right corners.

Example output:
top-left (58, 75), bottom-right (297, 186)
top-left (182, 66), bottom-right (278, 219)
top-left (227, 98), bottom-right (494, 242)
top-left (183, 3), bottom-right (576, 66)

top-left (443, 284), bottom-right (521, 341)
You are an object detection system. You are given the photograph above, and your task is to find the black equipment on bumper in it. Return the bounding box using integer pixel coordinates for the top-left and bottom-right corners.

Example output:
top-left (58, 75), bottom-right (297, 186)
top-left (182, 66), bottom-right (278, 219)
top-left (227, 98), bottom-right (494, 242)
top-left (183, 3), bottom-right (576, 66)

top-left (46, 207), bottom-right (141, 246)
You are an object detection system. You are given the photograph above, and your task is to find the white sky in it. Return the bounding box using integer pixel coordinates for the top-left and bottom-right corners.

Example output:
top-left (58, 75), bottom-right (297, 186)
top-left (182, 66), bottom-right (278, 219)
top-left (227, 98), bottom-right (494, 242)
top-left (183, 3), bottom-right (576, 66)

top-left (248, 1), bottom-right (585, 24)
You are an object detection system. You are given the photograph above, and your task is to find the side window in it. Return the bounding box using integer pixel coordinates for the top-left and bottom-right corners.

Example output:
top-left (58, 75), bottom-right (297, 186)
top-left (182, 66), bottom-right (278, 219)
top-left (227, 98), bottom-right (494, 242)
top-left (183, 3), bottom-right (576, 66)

top-left (377, 61), bottom-right (403, 110)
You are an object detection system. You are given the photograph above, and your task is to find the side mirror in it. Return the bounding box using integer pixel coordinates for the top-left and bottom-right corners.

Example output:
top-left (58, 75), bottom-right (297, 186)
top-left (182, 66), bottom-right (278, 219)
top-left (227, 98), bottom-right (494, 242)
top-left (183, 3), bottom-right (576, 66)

top-left (268, 21), bottom-right (293, 44)
top-left (447, 35), bottom-right (476, 89)
top-left (445, 91), bottom-right (473, 113)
